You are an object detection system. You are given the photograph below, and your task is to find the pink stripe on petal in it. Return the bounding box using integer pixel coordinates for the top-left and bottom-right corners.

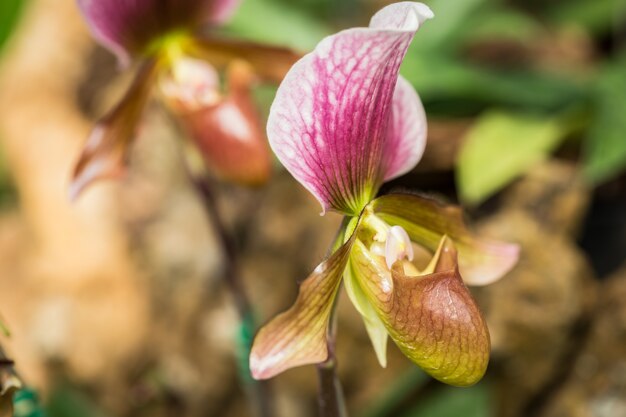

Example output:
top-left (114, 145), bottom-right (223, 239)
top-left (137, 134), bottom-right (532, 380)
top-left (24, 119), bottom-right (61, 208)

top-left (267, 2), bottom-right (433, 215)
top-left (383, 75), bottom-right (427, 181)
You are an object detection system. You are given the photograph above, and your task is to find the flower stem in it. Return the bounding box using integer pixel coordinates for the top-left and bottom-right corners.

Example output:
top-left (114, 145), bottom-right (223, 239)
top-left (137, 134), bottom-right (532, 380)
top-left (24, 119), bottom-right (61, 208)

top-left (316, 221), bottom-right (350, 417)
top-left (191, 175), bottom-right (273, 417)
top-left (316, 300), bottom-right (348, 417)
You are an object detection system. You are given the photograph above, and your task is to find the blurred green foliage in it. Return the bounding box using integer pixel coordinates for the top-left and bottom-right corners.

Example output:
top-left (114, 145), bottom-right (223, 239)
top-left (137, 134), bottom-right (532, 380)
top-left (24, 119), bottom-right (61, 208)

top-left (0, 0), bottom-right (24, 51)
top-left (13, 389), bottom-right (46, 417)
top-left (403, 383), bottom-right (491, 417)
top-left (583, 55), bottom-right (626, 183)
top-left (0, 0), bottom-right (25, 208)
top-left (397, 0), bottom-right (625, 202)
top-left (225, 0), bottom-right (331, 50)
top-left (46, 384), bottom-right (108, 417)
top-left (457, 112), bottom-right (569, 205)
top-left (359, 369), bottom-right (430, 417)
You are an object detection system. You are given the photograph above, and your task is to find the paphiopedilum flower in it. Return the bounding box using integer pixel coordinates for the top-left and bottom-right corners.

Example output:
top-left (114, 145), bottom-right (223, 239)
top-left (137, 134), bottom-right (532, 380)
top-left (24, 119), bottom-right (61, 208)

top-left (250, 2), bottom-right (520, 386)
top-left (71, 0), bottom-right (300, 198)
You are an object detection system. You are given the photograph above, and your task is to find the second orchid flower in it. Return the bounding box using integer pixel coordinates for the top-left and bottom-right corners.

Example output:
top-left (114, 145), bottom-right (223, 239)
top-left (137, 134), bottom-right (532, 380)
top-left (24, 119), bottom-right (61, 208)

top-left (72, 0), bottom-right (300, 198)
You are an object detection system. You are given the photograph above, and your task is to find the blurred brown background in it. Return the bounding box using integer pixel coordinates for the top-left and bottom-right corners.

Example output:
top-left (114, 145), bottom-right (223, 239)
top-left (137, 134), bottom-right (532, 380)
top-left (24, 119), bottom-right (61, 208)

top-left (0, 0), bottom-right (625, 416)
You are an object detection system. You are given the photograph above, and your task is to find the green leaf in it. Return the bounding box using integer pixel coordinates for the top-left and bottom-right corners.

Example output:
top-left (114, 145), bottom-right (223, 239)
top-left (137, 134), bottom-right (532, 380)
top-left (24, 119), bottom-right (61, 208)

top-left (583, 57), bottom-right (626, 183)
top-left (222, 0), bottom-right (331, 51)
top-left (456, 111), bottom-right (570, 205)
top-left (0, 0), bottom-right (25, 52)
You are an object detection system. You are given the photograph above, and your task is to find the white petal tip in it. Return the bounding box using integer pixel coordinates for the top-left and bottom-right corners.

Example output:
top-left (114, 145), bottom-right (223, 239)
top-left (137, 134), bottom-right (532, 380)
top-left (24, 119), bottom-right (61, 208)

top-left (370, 2), bottom-right (435, 31)
top-left (413, 3), bottom-right (435, 24)
top-left (249, 356), bottom-right (271, 380)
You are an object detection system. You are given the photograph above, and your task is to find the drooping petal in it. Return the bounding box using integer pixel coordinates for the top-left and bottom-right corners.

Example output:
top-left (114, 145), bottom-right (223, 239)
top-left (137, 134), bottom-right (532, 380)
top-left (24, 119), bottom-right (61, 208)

top-left (189, 36), bottom-right (301, 83)
top-left (343, 262), bottom-right (389, 367)
top-left (352, 236), bottom-right (490, 386)
top-left (382, 75), bottom-right (427, 181)
top-left (70, 59), bottom-right (158, 200)
top-left (161, 59), bottom-right (272, 186)
top-left (250, 233), bottom-right (356, 380)
top-left (370, 193), bottom-right (520, 285)
top-left (77, 0), bottom-right (226, 64)
top-left (267, 2), bottom-right (434, 215)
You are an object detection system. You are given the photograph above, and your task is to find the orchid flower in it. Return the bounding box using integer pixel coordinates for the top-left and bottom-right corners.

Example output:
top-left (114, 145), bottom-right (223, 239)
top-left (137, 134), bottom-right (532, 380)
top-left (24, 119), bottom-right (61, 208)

top-left (71, 0), bottom-right (300, 198)
top-left (249, 2), bottom-right (520, 387)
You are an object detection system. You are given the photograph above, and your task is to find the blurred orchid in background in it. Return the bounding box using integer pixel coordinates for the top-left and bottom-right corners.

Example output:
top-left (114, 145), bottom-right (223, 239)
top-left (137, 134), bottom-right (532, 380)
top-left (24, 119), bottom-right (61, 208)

top-left (71, 0), bottom-right (300, 198)
top-left (250, 2), bottom-right (520, 387)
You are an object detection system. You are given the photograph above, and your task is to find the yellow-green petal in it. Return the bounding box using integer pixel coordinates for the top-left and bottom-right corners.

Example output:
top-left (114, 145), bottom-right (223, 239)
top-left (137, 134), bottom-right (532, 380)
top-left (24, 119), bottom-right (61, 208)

top-left (371, 193), bottom-right (520, 286)
top-left (343, 262), bottom-right (388, 367)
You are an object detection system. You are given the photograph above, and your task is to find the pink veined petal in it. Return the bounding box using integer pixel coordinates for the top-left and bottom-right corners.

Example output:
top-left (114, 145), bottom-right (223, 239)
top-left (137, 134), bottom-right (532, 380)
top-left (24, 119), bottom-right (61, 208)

top-left (77, 0), bottom-right (225, 64)
top-left (267, 2), bottom-right (434, 216)
top-left (383, 75), bottom-right (427, 181)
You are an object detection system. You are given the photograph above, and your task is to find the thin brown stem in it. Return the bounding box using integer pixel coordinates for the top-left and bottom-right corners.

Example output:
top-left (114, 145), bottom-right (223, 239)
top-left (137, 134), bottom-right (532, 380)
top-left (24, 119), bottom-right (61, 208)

top-left (316, 300), bottom-right (348, 417)
top-left (190, 175), bottom-right (273, 417)
top-left (316, 220), bottom-right (350, 417)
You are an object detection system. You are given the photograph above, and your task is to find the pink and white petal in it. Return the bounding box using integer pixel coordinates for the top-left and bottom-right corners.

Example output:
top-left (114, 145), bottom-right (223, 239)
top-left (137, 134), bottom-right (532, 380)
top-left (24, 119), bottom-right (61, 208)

top-left (382, 75), bottom-right (427, 181)
top-left (206, 0), bottom-right (241, 24)
top-left (371, 193), bottom-right (520, 286)
top-left (250, 233), bottom-right (356, 380)
top-left (267, 2), bottom-right (433, 216)
top-left (369, 1), bottom-right (434, 29)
